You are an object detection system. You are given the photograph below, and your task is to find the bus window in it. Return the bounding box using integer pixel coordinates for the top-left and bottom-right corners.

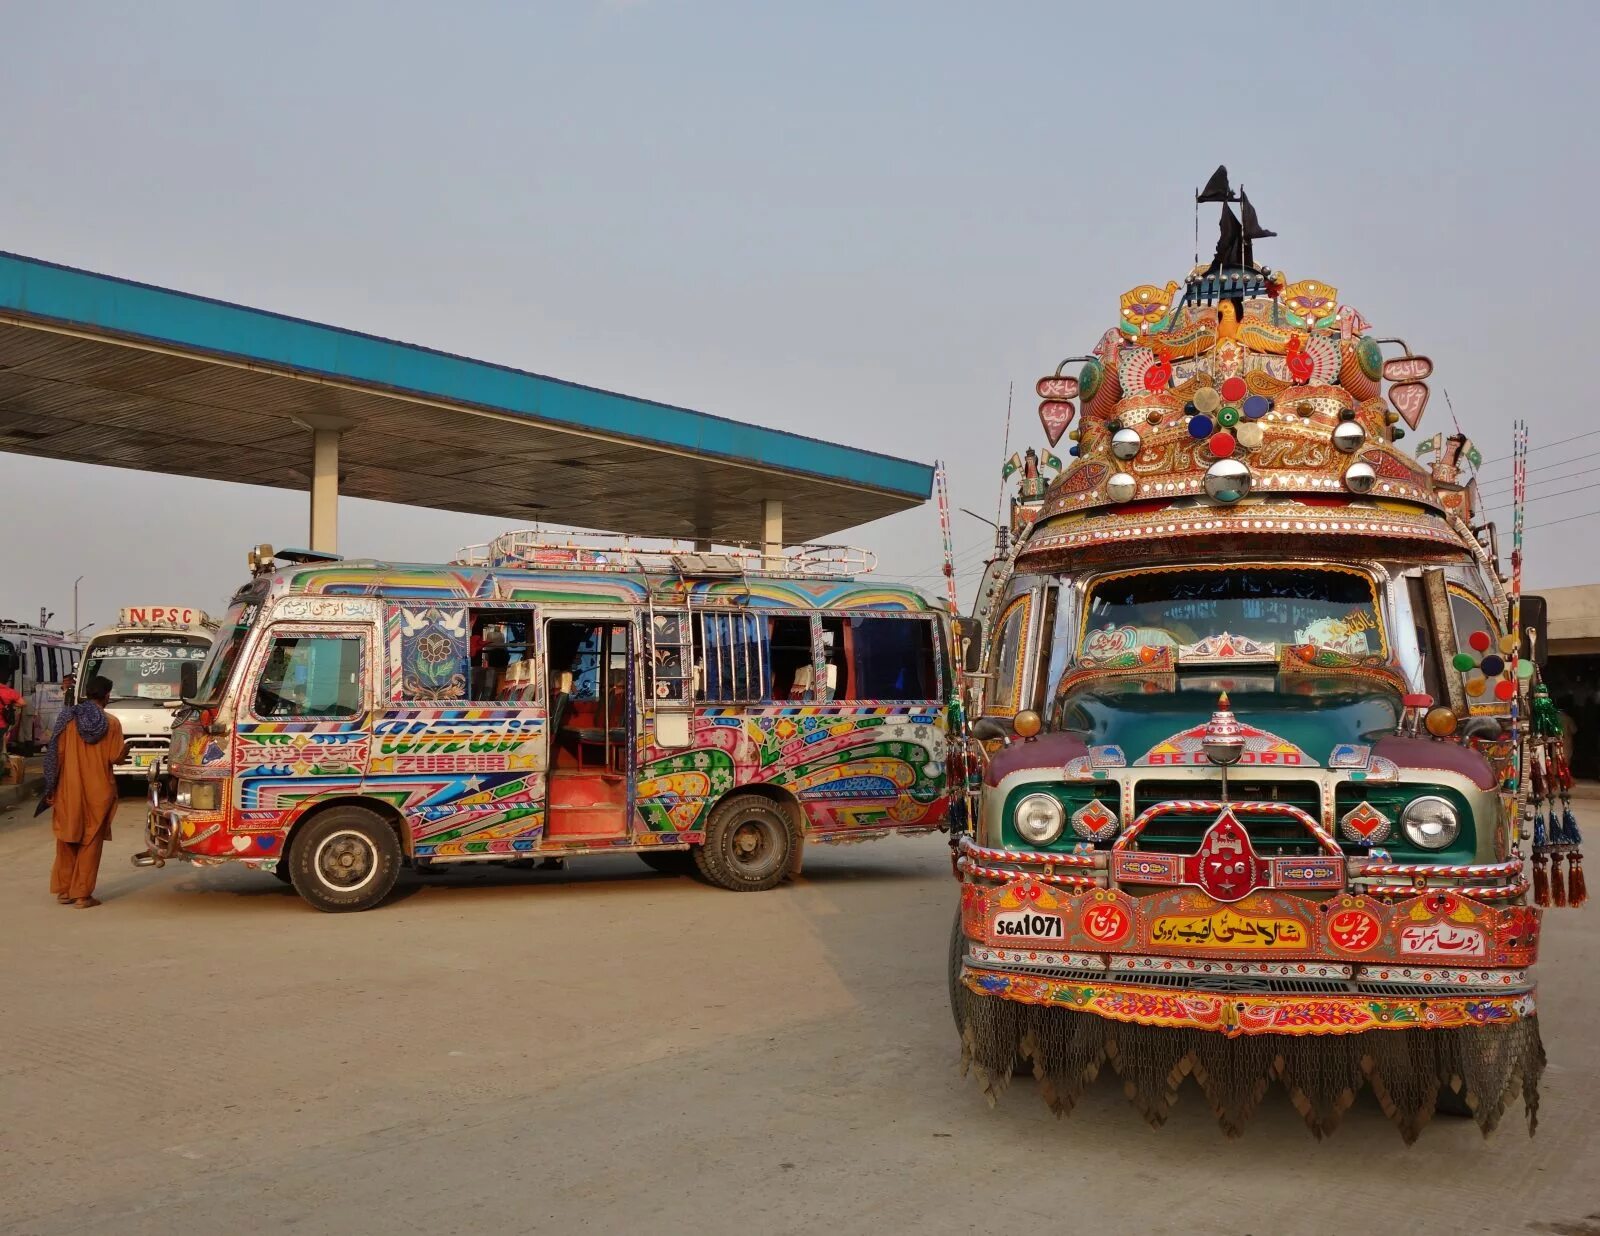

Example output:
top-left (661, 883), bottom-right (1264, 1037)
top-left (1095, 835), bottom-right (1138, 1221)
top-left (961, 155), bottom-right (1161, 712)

top-left (768, 616), bottom-right (811, 700)
top-left (35, 644), bottom-right (47, 683)
top-left (988, 596), bottom-right (1032, 715)
top-left (697, 612), bottom-right (769, 702)
top-left (468, 610), bottom-right (534, 701)
top-left (849, 617), bottom-right (937, 701)
top-left (254, 635), bottom-right (364, 719)
top-left (0, 638), bottom-right (16, 687)
top-left (819, 617), bottom-right (850, 700)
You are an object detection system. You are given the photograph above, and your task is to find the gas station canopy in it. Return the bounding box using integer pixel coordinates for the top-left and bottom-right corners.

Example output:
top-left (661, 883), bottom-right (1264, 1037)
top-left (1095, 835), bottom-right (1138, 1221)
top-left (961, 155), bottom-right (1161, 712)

top-left (0, 252), bottom-right (932, 550)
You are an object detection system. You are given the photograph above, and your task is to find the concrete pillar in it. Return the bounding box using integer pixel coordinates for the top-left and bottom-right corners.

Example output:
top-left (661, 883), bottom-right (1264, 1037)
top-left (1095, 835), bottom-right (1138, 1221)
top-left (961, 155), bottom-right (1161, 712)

top-left (762, 498), bottom-right (783, 569)
top-left (294, 414), bottom-right (352, 554)
top-left (309, 427), bottom-right (340, 553)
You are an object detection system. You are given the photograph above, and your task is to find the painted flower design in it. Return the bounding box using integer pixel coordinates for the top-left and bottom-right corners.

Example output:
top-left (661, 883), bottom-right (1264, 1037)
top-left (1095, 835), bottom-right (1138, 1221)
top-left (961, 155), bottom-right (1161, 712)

top-left (417, 632), bottom-right (453, 665)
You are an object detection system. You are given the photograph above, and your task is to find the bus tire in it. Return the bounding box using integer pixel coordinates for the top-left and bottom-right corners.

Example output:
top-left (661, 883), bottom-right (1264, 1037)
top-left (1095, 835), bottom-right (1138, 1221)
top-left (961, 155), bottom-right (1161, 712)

top-left (288, 806), bottom-right (401, 913)
top-left (693, 795), bottom-right (794, 892)
top-left (638, 849), bottom-right (695, 875)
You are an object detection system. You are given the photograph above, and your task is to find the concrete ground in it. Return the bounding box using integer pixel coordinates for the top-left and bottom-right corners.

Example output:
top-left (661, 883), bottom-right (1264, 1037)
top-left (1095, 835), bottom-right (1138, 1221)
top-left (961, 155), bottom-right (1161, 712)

top-left (2, 797), bottom-right (1598, 1236)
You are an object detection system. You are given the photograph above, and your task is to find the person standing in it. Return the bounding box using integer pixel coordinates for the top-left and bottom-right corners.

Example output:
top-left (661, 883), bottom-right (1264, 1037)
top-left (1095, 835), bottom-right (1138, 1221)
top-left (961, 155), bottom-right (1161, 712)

top-left (0, 676), bottom-right (22, 759)
top-left (44, 674), bottom-right (124, 908)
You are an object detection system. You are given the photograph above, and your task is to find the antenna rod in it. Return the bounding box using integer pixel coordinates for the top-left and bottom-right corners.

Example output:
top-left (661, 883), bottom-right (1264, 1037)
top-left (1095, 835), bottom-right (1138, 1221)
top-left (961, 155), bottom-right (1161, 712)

top-left (995, 381), bottom-right (1014, 530)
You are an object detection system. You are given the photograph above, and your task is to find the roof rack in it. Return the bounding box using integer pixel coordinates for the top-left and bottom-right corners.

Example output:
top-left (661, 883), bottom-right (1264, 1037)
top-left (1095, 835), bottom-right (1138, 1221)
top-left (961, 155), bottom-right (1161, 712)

top-left (452, 530), bottom-right (875, 580)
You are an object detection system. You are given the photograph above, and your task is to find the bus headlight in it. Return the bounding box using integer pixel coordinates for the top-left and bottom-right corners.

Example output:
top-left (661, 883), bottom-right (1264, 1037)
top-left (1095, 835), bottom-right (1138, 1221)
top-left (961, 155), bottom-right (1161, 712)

top-left (1401, 795), bottom-right (1459, 850)
top-left (1014, 793), bottom-right (1066, 846)
top-left (175, 780), bottom-right (221, 811)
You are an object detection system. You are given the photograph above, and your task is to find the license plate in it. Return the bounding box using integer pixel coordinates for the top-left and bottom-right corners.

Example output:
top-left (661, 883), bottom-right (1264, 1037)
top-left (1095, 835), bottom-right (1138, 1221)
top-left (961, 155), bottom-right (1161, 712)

top-left (132, 751), bottom-right (158, 766)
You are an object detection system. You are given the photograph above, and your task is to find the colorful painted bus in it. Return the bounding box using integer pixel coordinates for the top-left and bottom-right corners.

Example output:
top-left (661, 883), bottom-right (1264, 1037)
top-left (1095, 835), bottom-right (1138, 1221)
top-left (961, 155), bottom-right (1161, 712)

top-left (139, 536), bottom-right (956, 911)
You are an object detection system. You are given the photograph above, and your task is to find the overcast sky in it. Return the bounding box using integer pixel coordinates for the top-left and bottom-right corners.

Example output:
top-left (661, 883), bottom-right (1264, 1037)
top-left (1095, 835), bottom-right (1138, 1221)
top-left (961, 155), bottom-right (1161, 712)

top-left (2, 1), bottom-right (1595, 633)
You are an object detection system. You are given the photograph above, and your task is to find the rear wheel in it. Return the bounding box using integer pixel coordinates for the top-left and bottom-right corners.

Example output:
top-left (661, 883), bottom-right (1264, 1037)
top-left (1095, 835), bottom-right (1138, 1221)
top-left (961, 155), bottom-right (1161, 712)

top-left (693, 795), bottom-right (794, 892)
top-left (638, 849), bottom-right (695, 875)
top-left (288, 807), bottom-right (401, 913)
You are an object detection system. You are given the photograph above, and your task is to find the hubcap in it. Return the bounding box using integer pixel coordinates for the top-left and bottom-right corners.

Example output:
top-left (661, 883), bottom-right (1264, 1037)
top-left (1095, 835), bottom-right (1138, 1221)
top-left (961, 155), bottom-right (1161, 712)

top-left (729, 816), bottom-right (780, 874)
top-left (314, 830), bottom-right (378, 892)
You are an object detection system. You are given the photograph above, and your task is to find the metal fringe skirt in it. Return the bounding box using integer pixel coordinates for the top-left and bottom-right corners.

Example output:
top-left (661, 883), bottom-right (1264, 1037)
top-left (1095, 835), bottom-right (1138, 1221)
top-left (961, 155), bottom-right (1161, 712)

top-left (955, 985), bottom-right (1544, 1142)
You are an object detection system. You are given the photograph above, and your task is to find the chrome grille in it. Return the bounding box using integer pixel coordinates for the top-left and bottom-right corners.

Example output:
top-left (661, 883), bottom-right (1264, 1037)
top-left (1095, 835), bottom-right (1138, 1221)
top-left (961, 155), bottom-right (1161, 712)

top-left (1131, 779), bottom-right (1325, 855)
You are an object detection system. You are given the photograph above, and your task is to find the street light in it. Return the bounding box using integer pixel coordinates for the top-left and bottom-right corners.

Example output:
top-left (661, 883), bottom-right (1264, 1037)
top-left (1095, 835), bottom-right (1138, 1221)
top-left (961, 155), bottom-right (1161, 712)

top-left (73, 575), bottom-right (84, 636)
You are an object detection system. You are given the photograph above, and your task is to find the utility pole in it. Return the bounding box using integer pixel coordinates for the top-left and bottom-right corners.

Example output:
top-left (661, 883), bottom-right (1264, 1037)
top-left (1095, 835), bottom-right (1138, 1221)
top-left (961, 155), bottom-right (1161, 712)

top-left (73, 575), bottom-right (84, 635)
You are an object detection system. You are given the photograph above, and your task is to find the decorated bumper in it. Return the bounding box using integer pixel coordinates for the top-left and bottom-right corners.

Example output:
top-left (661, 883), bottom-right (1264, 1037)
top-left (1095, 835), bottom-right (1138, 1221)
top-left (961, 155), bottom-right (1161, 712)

top-left (954, 831), bottom-right (1539, 1035)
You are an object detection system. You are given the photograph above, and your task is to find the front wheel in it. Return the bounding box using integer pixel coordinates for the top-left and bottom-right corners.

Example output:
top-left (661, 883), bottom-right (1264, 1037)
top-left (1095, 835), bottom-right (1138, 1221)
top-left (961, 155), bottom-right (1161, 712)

top-left (288, 807), bottom-right (402, 912)
top-left (693, 795), bottom-right (795, 892)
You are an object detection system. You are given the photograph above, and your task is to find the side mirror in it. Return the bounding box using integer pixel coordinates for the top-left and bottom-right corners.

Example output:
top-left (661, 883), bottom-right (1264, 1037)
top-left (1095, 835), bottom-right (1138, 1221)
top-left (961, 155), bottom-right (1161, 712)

top-left (1519, 595), bottom-right (1549, 666)
top-left (955, 616), bottom-right (983, 674)
top-left (970, 716), bottom-right (1013, 742)
top-left (180, 661), bottom-right (200, 700)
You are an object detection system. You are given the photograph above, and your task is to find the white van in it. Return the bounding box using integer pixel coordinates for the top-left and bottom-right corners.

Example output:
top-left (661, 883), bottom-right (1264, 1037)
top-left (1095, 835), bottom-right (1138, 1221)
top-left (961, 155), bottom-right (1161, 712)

top-left (0, 620), bottom-right (83, 751)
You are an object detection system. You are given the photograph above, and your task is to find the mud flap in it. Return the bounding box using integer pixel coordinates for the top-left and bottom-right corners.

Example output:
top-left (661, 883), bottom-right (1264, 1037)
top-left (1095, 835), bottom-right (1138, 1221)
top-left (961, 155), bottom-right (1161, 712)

top-left (955, 984), bottom-right (1544, 1142)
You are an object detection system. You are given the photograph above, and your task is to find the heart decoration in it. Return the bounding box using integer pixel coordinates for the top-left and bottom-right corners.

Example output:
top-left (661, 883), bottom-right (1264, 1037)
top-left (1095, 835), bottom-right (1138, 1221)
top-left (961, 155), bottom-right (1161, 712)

top-left (1038, 400), bottom-right (1076, 447)
top-left (1036, 375), bottom-right (1079, 401)
top-left (231, 834), bottom-right (252, 852)
top-left (1389, 381), bottom-right (1430, 429)
top-left (1383, 354), bottom-right (1434, 383)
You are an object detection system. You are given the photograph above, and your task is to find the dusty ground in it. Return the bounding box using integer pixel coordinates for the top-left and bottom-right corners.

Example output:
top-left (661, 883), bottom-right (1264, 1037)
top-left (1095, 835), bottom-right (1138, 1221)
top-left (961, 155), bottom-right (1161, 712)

top-left (2, 797), bottom-right (1598, 1236)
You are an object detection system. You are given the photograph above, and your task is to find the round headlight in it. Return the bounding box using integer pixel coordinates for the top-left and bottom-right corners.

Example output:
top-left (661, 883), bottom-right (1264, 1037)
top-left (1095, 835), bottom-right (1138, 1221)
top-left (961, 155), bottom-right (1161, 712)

top-left (1014, 792), bottom-right (1066, 846)
top-left (1401, 795), bottom-right (1460, 850)
top-left (175, 782), bottom-right (193, 808)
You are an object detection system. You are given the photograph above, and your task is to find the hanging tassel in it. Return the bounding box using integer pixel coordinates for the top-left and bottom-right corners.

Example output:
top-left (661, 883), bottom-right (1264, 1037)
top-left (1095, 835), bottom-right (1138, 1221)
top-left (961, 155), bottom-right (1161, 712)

top-left (1569, 852), bottom-right (1588, 908)
top-left (1551, 847), bottom-right (1569, 908)
top-left (1532, 851), bottom-right (1551, 907)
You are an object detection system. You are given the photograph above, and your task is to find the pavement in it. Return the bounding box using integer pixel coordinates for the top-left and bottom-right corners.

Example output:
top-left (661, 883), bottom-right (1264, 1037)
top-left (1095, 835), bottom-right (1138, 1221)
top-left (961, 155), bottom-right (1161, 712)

top-left (2, 797), bottom-right (1598, 1236)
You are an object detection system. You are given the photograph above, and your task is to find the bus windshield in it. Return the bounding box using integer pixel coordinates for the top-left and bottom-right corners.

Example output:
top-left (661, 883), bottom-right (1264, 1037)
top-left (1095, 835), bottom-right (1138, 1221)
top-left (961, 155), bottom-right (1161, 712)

top-left (1081, 567), bottom-right (1384, 661)
top-left (190, 602), bottom-right (258, 705)
top-left (83, 633), bottom-right (211, 704)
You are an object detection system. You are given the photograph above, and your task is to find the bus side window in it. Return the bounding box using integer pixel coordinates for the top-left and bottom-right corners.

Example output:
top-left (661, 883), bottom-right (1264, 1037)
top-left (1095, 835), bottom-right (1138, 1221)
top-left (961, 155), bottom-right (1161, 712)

top-left (0, 638), bottom-right (16, 687)
top-left (697, 611), bottom-right (769, 702)
top-left (848, 617), bottom-right (937, 701)
top-left (767, 616), bottom-right (811, 700)
top-left (255, 635), bottom-right (364, 719)
top-left (1448, 588), bottom-right (1502, 702)
top-left (34, 644), bottom-right (47, 684)
top-left (987, 596), bottom-right (1032, 716)
top-left (818, 617), bottom-right (849, 701)
top-left (467, 610), bottom-right (535, 702)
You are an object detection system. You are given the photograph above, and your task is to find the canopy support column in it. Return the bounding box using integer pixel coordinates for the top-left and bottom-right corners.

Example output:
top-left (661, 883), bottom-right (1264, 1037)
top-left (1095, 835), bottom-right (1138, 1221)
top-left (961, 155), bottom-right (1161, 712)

top-left (762, 498), bottom-right (783, 568)
top-left (294, 414), bottom-right (352, 554)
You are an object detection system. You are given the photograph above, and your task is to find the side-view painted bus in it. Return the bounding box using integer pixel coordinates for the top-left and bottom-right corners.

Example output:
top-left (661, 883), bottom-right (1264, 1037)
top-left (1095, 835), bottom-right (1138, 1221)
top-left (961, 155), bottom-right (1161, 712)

top-left (140, 536), bottom-right (956, 911)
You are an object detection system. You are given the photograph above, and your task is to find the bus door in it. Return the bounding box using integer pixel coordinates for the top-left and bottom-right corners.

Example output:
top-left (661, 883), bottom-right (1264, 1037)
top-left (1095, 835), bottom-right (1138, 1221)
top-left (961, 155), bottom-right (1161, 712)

top-left (544, 616), bottom-right (634, 841)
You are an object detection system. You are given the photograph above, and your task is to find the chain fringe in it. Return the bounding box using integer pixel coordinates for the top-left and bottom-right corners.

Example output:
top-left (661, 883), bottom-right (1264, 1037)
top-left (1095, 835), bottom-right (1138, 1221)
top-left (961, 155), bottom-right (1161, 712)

top-left (956, 986), bottom-right (1543, 1143)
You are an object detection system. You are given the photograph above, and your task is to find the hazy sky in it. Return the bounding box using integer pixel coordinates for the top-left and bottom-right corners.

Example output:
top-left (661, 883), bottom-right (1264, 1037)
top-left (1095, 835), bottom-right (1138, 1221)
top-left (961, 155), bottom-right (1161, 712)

top-left (2, 1), bottom-right (1596, 633)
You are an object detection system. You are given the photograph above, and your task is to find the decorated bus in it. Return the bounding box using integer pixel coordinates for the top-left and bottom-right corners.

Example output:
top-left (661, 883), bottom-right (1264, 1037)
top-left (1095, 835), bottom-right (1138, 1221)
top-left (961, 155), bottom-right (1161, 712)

top-left (949, 170), bottom-right (1574, 1141)
top-left (78, 606), bottom-right (217, 777)
top-left (138, 535), bottom-right (956, 911)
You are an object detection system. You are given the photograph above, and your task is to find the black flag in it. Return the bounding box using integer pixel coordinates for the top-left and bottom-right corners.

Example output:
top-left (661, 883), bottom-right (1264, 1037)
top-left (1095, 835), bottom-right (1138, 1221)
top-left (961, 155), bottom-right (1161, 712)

top-left (1208, 203), bottom-right (1243, 271)
top-left (1197, 165), bottom-right (1237, 203)
top-left (1240, 192), bottom-right (1276, 240)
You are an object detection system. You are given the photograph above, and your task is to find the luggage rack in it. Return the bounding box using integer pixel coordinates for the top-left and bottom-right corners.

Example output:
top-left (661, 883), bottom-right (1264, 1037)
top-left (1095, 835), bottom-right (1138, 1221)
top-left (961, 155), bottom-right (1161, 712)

top-left (452, 529), bottom-right (875, 580)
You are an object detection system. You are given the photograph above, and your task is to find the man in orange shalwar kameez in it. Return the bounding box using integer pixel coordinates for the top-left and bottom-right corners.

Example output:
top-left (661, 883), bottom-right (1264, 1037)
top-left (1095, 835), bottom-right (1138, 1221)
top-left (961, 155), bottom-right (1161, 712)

top-left (45, 674), bottom-right (124, 908)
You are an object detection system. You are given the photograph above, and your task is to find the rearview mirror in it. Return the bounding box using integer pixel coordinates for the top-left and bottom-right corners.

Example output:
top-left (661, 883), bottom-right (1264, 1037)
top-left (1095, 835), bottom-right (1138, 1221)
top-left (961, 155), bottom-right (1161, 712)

top-left (955, 616), bottom-right (983, 674)
top-left (1518, 595), bottom-right (1549, 666)
top-left (180, 661), bottom-right (200, 700)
